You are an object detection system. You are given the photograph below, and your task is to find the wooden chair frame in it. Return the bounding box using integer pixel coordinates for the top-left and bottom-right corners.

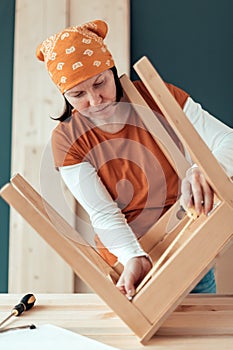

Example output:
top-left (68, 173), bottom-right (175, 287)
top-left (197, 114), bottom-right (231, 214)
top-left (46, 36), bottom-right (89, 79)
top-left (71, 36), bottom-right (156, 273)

top-left (1, 57), bottom-right (233, 344)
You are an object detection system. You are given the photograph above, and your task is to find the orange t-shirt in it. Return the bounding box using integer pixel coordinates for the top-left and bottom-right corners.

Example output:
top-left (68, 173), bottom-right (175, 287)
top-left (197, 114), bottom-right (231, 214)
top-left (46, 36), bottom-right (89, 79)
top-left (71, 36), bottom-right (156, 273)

top-left (52, 80), bottom-right (189, 238)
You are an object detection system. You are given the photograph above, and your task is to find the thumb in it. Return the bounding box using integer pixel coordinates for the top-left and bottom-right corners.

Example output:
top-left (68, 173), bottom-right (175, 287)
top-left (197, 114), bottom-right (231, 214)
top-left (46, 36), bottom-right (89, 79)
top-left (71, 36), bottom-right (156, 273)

top-left (116, 274), bottom-right (126, 295)
top-left (124, 275), bottom-right (136, 300)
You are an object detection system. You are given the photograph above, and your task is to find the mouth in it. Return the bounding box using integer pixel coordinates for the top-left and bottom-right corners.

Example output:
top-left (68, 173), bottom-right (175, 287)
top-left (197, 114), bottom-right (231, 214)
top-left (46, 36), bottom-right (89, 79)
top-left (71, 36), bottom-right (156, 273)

top-left (80, 102), bottom-right (118, 119)
top-left (91, 103), bottom-right (115, 114)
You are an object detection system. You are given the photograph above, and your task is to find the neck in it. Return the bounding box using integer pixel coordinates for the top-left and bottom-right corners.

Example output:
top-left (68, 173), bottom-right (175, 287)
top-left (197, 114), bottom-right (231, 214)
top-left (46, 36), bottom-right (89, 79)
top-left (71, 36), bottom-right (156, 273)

top-left (88, 100), bottom-right (131, 133)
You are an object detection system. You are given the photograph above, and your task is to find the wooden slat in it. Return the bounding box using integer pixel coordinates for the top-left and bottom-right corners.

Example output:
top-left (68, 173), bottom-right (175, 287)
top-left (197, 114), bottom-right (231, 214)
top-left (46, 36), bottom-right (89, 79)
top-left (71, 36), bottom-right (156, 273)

top-left (0, 182), bottom-right (152, 338)
top-left (11, 174), bottom-right (120, 281)
top-left (139, 201), bottom-right (189, 253)
top-left (120, 74), bottom-right (190, 179)
top-left (133, 57), bottom-right (233, 206)
top-left (10, 0), bottom-right (72, 293)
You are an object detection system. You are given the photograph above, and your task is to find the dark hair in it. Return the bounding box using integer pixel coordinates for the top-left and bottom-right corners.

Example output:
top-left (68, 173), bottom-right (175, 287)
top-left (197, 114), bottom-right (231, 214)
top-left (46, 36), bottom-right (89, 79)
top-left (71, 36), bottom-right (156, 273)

top-left (51, 66), bottom-right (123, 122)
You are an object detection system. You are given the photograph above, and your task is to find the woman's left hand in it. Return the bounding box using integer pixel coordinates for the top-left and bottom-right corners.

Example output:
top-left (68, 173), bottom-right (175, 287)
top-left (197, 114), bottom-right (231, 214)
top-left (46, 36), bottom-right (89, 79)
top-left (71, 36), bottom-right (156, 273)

top-left (116, 256), bottom-right (152, 299)
top-left (181, 166), bottom-right (214, 216)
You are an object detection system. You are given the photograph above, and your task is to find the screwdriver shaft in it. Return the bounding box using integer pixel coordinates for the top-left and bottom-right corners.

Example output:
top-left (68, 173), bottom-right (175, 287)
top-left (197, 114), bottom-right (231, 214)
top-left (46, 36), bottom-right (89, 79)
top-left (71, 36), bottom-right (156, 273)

top-left (0, 313), bottom-right (14, 328)
top-left (0, 324), bottom-right (36, 333)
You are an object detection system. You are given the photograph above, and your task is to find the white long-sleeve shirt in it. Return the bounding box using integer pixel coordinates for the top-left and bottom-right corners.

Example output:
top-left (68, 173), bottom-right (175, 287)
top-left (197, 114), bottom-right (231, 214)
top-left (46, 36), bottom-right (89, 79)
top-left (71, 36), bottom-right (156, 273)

top-left (59, 97), bottom-right (233, 265)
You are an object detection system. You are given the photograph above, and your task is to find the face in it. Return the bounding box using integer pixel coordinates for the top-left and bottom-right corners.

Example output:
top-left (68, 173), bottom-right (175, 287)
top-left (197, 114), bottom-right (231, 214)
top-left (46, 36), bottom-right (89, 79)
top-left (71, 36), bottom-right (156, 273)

top-left (64, 69), bottom-right (117, 120)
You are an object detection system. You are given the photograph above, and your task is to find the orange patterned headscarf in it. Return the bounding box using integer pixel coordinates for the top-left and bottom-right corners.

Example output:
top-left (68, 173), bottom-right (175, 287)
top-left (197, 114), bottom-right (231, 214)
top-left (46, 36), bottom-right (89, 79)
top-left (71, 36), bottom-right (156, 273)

top-left (36, 20), bottom-right (115, 94)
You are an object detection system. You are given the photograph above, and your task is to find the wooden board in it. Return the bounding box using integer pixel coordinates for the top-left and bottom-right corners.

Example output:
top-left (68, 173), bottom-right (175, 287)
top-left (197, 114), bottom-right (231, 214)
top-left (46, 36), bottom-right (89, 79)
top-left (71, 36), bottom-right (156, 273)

top-left (10, 0), bottom-right (73, 293)
top-left (1, 293), bottom-right (233, 349)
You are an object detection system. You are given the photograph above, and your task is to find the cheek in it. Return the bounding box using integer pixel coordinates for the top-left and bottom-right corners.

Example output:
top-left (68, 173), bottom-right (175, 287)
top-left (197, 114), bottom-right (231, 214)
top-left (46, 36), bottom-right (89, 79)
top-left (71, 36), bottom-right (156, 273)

top-left (111, 85), bottom-right (117, 100)
top-left (69, 98), bottom-right (87, 111)
top-left (102, 73), bottom-right (117, 101)
top-left (104, 82), bottom-right (116, 101)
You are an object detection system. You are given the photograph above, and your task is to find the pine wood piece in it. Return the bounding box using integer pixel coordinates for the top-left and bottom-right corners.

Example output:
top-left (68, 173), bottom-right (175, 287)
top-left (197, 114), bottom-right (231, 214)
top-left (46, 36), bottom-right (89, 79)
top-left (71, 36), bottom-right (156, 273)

top-left (139, 200), bottom-right (190, 253)
top-left (9, 0), bottom-right (73, 294)
top-left (11, 174), bottom-right (121, 281)
top-left (120, 74), bottom-right (190, 179)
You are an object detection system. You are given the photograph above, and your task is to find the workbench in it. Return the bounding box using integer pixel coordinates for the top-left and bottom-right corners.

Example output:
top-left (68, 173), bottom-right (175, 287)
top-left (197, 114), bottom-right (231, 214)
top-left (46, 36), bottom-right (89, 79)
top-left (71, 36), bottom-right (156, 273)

top-left (1, 293), bottom-right (233, 349)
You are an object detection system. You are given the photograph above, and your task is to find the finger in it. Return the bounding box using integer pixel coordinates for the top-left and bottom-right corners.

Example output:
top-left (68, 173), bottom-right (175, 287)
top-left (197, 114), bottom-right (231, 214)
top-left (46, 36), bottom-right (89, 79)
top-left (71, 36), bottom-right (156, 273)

top-left (116, 276), bottom-right (127, 295)
top-left (189, 173), bottom-right (204, 215)
top-left (202, 183), bottom-right (214, 215)
top-left (181, 180), bottom-right (193, 209)
top-left (193, 174), bottom-right (214, 215)
top-left (116, 284), bottom-right (126, 295)
top-left (203, 193), bottom-right (214, 215)
top-left (192, 188), bottom-right (204, 216)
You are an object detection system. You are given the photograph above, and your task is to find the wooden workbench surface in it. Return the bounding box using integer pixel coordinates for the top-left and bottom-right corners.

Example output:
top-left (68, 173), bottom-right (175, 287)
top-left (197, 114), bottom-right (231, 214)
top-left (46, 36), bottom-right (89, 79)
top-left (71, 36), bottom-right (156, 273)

top-left (1, 294), bottom-right (233, 349)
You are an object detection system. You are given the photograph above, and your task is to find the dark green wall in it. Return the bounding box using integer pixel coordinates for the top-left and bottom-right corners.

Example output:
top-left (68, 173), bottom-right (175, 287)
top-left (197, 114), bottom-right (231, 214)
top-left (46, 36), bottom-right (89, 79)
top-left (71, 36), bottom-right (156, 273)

top-left (0, 0), bottom-right (15, 292)
top-left (131, 0), bottom-right (233, 127)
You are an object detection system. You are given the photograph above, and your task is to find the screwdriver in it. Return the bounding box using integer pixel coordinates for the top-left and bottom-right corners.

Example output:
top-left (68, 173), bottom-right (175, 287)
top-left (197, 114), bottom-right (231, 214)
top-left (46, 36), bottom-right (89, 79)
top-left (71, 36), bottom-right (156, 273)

top-left (0, 293), bottom-right (36, 328)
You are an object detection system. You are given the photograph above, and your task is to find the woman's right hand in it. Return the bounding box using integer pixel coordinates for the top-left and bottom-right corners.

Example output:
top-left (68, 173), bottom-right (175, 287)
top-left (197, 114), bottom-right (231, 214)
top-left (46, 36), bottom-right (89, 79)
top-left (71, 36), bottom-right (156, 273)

top-left (181, 166), bottom-right (214, 216)
top-left (116, 256), bottom-right (152, 299)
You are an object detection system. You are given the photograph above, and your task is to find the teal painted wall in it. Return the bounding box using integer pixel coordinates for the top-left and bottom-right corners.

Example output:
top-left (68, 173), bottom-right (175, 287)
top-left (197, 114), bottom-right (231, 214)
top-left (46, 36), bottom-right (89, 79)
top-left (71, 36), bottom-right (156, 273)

top-left (131, 0), bottom-right (233, 127)
top-left (0, 0), bottom-right (15, 292)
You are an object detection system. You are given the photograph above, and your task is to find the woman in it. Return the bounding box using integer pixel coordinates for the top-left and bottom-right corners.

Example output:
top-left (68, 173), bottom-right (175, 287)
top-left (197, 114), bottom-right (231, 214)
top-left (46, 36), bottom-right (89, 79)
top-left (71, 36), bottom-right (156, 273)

top-left (37, 20), bottom-right (233, 298)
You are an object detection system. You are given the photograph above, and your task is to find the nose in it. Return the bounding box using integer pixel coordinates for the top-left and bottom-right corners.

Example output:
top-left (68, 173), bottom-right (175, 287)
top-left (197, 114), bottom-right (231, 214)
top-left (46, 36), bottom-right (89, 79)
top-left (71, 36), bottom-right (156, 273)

top-left (89, 91), bottom-right (102, 106)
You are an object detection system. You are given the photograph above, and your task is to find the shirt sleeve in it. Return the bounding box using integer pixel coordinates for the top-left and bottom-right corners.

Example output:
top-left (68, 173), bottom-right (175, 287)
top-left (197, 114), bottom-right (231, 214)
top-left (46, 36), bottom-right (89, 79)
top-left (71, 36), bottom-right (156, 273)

top-left (183, 97), bottom-right (233, 177)
top-left (59, 162), bottom-right (147, 266)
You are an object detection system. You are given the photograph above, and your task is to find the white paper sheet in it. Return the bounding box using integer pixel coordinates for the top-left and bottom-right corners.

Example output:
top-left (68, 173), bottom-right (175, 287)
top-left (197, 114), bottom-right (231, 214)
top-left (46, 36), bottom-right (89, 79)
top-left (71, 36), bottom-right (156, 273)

top-left (0, 324), bottom-right (119, 350)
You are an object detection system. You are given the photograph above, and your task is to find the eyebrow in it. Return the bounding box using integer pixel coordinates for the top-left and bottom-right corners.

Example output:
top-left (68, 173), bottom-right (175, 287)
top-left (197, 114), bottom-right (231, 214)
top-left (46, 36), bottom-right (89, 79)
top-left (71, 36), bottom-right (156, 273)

top-left (93, 73), bottom-right (104, 83)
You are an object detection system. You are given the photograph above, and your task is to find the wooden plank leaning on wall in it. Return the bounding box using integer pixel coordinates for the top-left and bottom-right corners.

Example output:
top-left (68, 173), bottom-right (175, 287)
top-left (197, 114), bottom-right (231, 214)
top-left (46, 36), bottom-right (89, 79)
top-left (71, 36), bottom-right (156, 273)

top-left (9, 0), bottom-right (130, 293)
top-left (69, 0), bottom-right (130, 292)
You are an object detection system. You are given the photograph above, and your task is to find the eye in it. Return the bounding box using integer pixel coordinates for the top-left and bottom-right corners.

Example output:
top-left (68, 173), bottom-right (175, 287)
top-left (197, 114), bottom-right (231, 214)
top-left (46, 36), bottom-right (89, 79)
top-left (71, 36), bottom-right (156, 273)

top-left (94, 79), bottom-right (104, 88)
top-left (66, 91), bottom-right (84, 99)
top-left (75, 91), bottom-right (84, 98)
top-left (70, 91), bottom-right (84, 98)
